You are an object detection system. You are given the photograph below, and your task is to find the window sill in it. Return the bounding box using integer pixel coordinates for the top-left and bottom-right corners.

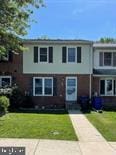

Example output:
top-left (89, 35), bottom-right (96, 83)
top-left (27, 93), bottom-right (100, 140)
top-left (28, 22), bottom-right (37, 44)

top-left (39, 61), bottom-right (48, 63)
top-left (62, 62), bottom-right (81, 64)
top-left (98, 66), bottom-right (116, 68)
top-left (33, 94), bottom-right (53, 97)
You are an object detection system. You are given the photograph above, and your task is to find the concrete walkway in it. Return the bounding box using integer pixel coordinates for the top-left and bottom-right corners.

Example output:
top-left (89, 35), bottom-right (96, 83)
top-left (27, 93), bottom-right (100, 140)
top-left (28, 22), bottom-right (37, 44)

top-left (69, 110), bottom-right (116, 155)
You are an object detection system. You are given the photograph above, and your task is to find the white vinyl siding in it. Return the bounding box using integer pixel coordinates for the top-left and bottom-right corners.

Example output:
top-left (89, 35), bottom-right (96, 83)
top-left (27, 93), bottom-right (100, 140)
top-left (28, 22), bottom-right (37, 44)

top-left (23, 44), bottom-right (92, 74)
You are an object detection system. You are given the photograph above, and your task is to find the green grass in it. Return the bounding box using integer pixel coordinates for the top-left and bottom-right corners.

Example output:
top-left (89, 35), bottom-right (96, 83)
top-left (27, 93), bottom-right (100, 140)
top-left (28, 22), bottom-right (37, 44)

top-left (86, 111), bottom-right (116, 141)
top-left (0, 112), bottom-right (77, 141)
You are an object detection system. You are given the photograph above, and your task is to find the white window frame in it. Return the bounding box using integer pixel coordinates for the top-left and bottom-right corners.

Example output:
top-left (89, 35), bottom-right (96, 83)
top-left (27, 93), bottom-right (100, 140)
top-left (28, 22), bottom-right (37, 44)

top-left (100, 51), bottom-right (116, 67)
top-left (67, 47), bottom-right (77, 63)
top-left (103, 52), bottom-right (113, 66)
top-left (0, 76), bottom-right (12, 87)
top-left (100, 78), bottom-right (116, 96)
top-left (33, 77), bottom-right (53, 96)
top-left (39, 47), bottom-right (49, 63)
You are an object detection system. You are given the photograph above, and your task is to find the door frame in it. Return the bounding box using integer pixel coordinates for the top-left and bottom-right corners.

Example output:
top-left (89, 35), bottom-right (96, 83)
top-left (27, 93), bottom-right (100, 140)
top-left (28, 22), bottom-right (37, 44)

top-left (65, 77), bottom-right (77, 101)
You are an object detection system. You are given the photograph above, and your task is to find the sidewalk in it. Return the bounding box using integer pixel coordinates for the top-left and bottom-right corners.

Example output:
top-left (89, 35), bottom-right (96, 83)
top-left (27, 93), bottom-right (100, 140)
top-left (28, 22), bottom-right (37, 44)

top-left (69, 110), bottom-right (116, 155)
top-left (0, 138), bottom-right (81, 155)
top-left (0, 138), bottom-right (116, 155)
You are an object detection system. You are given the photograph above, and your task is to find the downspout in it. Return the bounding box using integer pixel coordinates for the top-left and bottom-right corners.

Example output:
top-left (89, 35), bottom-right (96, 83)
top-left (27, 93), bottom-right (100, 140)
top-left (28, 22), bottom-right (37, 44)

top-left (89, 74), bottom-right (92, 99)
top-left (89, 43), bottom-right (93, 99)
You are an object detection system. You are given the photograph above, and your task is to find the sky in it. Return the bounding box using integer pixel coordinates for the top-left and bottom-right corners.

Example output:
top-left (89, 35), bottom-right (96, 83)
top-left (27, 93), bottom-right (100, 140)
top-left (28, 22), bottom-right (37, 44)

top-left (25, 0), bottom-right (116, 41)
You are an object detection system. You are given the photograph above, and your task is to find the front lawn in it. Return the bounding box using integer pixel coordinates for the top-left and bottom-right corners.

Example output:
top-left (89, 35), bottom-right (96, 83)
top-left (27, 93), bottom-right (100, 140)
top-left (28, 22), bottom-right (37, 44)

top-left (0, 111), bottom-right (77, 141)
top-left (86, 111), bottom-right (116, 141)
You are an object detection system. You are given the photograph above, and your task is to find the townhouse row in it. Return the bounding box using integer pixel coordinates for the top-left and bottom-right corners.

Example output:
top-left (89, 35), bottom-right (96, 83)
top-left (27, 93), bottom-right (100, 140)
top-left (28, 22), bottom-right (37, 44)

top-left (0, 39), bottom-right (116, 109)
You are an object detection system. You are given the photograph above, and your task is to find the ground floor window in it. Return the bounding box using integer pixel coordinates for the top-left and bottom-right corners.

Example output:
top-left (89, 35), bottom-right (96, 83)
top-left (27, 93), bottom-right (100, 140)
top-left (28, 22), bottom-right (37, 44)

top-left (33, 77), bottom-right (53, 96)
top-left (0, 76), bottom-right (11, 88)
top-left (100, 78), bottom-right (116, 96)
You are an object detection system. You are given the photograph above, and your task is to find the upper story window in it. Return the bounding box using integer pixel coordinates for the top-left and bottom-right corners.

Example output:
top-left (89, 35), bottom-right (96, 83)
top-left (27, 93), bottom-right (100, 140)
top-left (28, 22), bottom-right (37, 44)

top-left (33, 46), bottom-right (53, 63)
top-left (68, 48), bottom-right (76, 63)
top-left (40, 48), bottom-right (48, 62)
top-left (99, 52), bottom-right (116, 67)
top-left (104, 52), bottom-right (112, 66)
top-left (62, 46), bottom-right (81, 63)
top-left (0, 76), bottom-right (11, 88)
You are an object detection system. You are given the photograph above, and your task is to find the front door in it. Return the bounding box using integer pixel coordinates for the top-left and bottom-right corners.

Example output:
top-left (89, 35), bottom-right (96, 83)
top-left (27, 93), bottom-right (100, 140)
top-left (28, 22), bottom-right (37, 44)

top-left (66, 77), bottom-right (77, 101)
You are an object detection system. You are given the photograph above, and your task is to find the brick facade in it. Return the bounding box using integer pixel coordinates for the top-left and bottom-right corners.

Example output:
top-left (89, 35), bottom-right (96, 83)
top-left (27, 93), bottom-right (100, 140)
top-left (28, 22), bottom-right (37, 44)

top-left (21, 74), bottom-right (90, 109)
top-left (0, 53), bottom-right (90, 109)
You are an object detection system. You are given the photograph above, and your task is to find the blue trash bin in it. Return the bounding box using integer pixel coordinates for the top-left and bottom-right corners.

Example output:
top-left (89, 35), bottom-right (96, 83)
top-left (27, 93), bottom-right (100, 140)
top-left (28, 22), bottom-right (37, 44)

top-left (80, 96), bottom-right (89, 111)
top-left (92, 97), bottom-right (102, 110)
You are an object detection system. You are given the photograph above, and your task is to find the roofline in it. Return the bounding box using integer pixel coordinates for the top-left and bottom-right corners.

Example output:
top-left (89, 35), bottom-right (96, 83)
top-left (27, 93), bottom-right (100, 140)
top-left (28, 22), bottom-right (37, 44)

top-left (23, 39), bottom-right (93, 45)
top-left (93, 43), bottom-right (116, 48)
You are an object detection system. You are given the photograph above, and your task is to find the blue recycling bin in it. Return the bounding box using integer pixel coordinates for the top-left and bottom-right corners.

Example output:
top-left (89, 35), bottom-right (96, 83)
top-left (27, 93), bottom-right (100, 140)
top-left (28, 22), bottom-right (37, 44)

top-left (80, 96), bottom-right (89, 111)
top-left (92, 97), bottom-right (102, 110)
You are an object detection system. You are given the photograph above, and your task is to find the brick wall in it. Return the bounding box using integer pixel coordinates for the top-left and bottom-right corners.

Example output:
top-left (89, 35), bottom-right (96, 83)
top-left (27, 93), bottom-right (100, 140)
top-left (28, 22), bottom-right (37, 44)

top-left (16, 74), bottom-right (90, 108)
top-left (0, 53), bottom-right (90, 109)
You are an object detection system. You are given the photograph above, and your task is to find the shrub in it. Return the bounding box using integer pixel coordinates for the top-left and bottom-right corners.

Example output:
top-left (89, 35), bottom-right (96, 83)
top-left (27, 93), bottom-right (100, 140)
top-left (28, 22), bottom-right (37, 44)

top-left (10, 86), bottom-right (25, 109)
top-left (1, 85), bottom-right (34, 110)
top-left (0, 96), bottom-right (10, 114)
top-left (22, 95), bottom-right (34, 108)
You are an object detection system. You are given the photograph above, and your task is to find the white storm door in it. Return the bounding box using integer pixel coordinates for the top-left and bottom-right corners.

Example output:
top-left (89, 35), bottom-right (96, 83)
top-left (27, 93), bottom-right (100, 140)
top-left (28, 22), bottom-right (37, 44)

top-left (66, 77), bottom-right (77, 101)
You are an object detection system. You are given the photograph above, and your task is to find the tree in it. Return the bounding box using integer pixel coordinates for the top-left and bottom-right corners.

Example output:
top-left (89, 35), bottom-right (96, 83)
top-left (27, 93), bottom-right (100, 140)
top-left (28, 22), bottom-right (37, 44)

top-left (0, 0), bottom-right (44, 55)
top-left (99, 37), bottom-right (116, 43)
top-left (39, 35), bottom-right (50, 39)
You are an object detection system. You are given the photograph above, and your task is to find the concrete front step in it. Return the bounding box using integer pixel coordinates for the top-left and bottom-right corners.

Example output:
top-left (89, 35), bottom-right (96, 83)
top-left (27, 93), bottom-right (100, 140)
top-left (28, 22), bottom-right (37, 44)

top-left (65, 102), bottom-right (81, 110)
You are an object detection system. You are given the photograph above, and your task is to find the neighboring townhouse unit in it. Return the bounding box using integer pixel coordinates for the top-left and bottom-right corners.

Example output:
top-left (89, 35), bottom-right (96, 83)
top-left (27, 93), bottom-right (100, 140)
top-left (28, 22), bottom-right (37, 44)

top-left (93, 43), bottom-right (116, 108)
top-left (0, 39), bottom-right (93, 109)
